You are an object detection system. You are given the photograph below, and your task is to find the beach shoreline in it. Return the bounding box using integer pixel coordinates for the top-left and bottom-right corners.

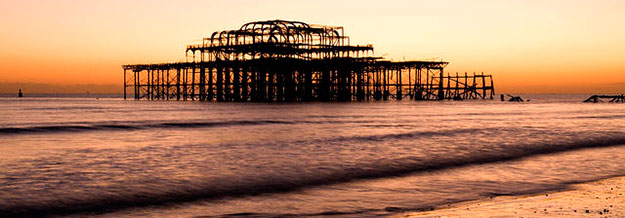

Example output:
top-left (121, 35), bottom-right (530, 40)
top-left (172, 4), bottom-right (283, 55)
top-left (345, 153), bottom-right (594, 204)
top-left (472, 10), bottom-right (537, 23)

top-left (392, 175), bottom-right (625, 217)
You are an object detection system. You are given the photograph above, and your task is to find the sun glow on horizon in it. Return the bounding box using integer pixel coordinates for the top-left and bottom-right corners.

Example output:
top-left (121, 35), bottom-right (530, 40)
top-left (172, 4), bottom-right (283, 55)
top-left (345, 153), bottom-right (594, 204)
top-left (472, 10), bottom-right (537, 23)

top-left (1, 0), bottom-right (624, 93)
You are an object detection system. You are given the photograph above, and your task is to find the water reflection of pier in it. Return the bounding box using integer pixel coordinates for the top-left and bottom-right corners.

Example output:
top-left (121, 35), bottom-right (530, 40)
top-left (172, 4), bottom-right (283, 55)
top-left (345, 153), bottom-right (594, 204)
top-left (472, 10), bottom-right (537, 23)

top-left (123, 20), bottom-right (495, 102)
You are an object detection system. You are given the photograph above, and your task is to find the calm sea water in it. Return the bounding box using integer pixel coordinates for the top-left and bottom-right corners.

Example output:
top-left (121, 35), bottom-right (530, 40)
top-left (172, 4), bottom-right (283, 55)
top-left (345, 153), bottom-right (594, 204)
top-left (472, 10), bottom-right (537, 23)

top-left (1, 94), bottom-right (624, 217)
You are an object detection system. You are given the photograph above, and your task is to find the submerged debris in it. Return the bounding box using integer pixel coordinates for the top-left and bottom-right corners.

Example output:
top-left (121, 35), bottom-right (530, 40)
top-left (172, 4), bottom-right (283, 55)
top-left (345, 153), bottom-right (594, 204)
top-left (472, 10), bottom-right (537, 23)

top-left (584, 94), bottom-right (625, 103)
top-left (506, 94), bottom-right (524, 102)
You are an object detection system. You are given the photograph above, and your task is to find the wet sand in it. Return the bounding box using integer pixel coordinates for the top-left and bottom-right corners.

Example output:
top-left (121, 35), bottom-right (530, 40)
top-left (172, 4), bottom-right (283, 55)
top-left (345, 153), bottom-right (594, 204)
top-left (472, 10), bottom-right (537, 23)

top-left (393, 176), bottom-right (624, 218)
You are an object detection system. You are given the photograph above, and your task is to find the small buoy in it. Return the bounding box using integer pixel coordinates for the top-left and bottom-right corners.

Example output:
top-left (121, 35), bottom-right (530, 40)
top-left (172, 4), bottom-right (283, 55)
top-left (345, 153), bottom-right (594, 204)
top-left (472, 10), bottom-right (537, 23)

top-left (18, 88), bottom-right (23, 98)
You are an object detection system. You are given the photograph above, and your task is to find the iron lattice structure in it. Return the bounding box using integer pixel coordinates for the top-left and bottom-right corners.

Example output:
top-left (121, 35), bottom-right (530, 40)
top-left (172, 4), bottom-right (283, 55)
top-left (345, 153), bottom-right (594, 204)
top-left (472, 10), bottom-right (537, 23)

top-left (123, 20), bottom-right (495, 102)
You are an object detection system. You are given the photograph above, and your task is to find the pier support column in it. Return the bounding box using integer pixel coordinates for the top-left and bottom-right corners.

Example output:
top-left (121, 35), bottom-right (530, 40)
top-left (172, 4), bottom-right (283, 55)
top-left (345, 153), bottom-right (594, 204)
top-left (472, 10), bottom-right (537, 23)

top-left (208, 67), bottom-right (213, 101)
top-left (176, 68), bottom-right (181, 100)
top-left (166, 70), bottom-right (170, 100)
top-left (191, 66), bottom-right (196, 101)
top-left (437, 68), bottom-right (445, 100)
top-left (199, 66), bottom-right (206, 101)
top-left (134, 70), bottom-right (138, 100)
top-left (233, 67), bottom-right (241, 102)
top-left (123, 69), bottom-right (127, 100)
top-left (241, 67), bottom-right (248, 101)
top-left (396, 67), bottom-right (402, 100)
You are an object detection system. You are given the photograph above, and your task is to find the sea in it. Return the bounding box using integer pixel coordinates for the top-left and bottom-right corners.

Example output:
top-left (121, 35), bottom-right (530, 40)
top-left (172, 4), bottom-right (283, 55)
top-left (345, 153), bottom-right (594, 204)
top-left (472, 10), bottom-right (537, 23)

top-left (0, 94), bottom-right (624, 217)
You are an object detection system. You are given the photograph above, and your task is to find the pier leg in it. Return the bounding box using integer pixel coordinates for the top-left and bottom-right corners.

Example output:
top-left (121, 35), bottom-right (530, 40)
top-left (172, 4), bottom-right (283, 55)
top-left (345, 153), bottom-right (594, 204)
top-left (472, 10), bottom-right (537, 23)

top-left (208, 67), bottom-right (213, 101)
top-left (199, 67), bottom-right (206, 101)
top-left (176, 68), bottom-right (181, 100)
top-left (241, 67), bottom-right (248, 101)
top-left (134, 71), bottom-right (138, 100)
top-left (123, 69), bottom-right (127, 100)
top-left (438, 68), bottom-right (444, 100)
top-left (191, 66), bottom-right (195, 101)
top-left (217, 67), bottom-right (223, 101)
top-left (234, 67), bottom-right (240, 102)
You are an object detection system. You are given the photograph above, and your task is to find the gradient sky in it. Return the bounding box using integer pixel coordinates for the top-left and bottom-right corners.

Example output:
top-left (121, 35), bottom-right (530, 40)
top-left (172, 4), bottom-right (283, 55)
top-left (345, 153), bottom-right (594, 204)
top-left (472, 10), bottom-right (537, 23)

top-left (1, 0), bottom-right (624, 93)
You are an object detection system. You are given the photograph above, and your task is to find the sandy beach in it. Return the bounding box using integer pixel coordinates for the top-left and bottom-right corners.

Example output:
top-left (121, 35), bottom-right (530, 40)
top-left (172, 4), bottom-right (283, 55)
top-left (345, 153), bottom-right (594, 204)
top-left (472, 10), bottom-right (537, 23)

top-left (393, 176), bottom-right (625, 218)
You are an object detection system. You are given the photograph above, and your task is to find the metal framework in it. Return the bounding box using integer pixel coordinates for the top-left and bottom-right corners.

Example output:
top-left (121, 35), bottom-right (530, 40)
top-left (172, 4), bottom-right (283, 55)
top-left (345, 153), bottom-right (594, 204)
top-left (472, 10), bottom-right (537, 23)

top-left (123, 20), bottom-right (495, 102)
top-left (584, 94), bottom-right (625, 103)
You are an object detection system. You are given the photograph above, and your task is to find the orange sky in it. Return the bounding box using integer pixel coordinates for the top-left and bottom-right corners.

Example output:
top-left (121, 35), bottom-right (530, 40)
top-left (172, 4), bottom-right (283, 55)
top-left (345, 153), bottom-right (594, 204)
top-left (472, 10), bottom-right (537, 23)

top-left (1, 0), bottom-right (624, 93)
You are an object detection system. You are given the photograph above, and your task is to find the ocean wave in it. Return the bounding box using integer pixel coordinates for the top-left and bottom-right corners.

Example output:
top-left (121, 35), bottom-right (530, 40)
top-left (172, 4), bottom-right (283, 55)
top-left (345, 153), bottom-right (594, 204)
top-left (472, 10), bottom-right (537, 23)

top-left (0, 119), bottom-right (372, 135)
top-left (2, 135), bottom-right (625, 217)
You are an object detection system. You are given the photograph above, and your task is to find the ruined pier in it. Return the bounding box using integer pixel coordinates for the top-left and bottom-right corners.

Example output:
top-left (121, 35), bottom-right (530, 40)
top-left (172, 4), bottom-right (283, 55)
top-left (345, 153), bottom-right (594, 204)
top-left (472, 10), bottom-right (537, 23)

top-left (123, 20), bottom-right (495, 102)
top-left (584, 94), bottom-right (625, 103)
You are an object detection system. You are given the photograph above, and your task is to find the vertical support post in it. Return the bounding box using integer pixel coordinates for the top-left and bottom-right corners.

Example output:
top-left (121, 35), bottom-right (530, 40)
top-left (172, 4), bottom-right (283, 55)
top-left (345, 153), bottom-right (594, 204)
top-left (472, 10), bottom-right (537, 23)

top-left (408, 67), bottom-right (412, 99)
top-left (366, 67), bottom-right (370, 101)
top-left (166, 69), bottom-right (170, 100)
top-left (123, 69), bottom-right (127, 100)
top-left (305, 67), bottom-right (312, 101)
top-left (357, 68), bottom-right (363, 101)
top-left (260, 69), bottom-right (267, 101)
top-left (217, 67), bottom-right (223, 102)
top-left (382, 67), bottom-right (388, 101)
top-left (191, 66), bottom-right (195, 101)
top-left (267, 70), bottom-right (274, 101)
top-left (156, 69), bottom-right (159, 99)
top-left (137, 70), bottom-right (141, 100)
top-left (463, 72), bottom-right (469, 99)
top-left (446, 73), bottom-right (451, 99)
top-left (242, 67), bottom-right (248, 101)
top-left (156, 69), bottom-right (161, 99)
top-left (208, 67), bottom-right (213, 101)
top-left (150, 69), bottom-right (153, 100)
top-left (134, 70), bottom-right (138, 100)
top-left (481, 72), bottom-right (487, 99)
top-left (424, 68), bottom-right (430, 99)
top-left (489, 75), bottom-right (495, 99)
top-left (199, 66), bottom-right (206, 101)
top-left (154, 69), bottom-right (157, 100)
top-left (183, 68), bottom-right (188, 100)
top-left (176, 68), bottom-right (181, 100)
top-left (438, 67), bottom-right (444, 100)
top-left (146, 70), bottom-right (150, 100)
top-left (161, 69), bottom-right (165, 99)
top-left (225, 67), bottom-right (231, 101)
top-left (415, 68), bottom-right (421, 100)
top-left (250, 68), bottom-right (257, 101)
top-left (233, 67), bottom-right (240, 101)
top-left (148, 70), bottom-right (152, 100)
top-left (397, 67), bottom-right (402, 100)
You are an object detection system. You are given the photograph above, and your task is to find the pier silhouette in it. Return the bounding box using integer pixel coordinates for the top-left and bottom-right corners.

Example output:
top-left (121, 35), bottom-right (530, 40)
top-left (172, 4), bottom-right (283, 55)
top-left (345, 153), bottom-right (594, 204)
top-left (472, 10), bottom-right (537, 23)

top-left (123, 20), bottom-right (495, 102)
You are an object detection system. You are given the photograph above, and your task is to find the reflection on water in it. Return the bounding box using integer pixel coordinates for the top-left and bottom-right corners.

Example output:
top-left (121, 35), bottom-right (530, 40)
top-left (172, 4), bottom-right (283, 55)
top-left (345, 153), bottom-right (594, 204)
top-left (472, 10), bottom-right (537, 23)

top-left (0, 95), bottom-right (624, 217)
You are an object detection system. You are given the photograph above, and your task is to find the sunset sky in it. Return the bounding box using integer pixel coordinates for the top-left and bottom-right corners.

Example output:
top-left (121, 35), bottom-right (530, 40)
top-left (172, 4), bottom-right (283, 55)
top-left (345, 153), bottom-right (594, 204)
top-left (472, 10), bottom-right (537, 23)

top-left (1, 0), bottom-right (624, 93)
